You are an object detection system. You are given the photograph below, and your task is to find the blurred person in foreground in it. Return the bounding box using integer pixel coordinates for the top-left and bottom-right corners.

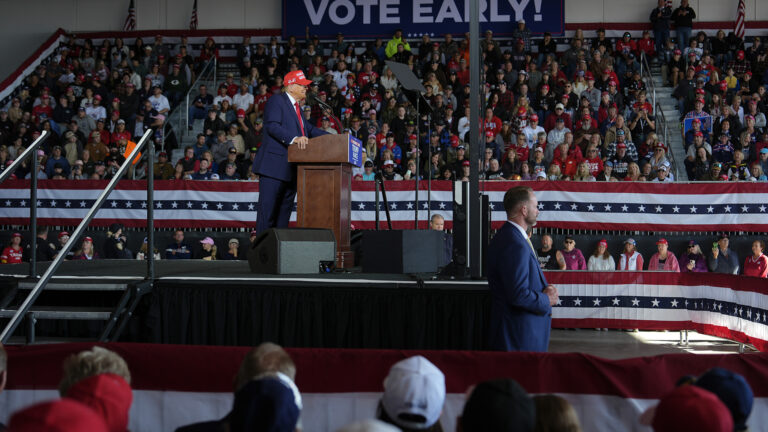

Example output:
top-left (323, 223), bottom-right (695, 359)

top-left (377, 355), bottom-right (445, 432)
top-left (533, 394), bottom-right (582, 432)
top-left (176, 342), bottom-right (298, 432)
top-left (58, 346), bottom-right (133, 432)
top-left (459, 378), bottom-right (535, 432)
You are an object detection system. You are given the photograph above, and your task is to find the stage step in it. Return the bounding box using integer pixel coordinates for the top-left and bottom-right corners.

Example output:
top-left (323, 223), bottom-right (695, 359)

top-left (0, 306), bottom-right (113, 320)
top-left (16, 282), bottom-right (128, 291)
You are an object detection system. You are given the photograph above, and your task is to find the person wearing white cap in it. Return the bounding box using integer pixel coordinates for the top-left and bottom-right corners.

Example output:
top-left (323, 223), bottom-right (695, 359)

top-left (378, 355), bottom-right (445, 431)
top-left (618, 238), bottom-right (644, 271)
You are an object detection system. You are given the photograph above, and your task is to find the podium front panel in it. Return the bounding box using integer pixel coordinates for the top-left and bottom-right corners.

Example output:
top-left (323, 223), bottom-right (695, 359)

top-left (296, 164), bottom-right (352, 267)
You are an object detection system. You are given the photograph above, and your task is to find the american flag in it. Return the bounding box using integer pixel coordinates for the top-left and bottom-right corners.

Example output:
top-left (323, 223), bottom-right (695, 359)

top-left (735, 0), bottom-right (746, 39)
top-left (123, 0), bottom-right (136, 31)
top-left (1, 180), bottom-right (767, 231)
top-left (189, 0), bottom-right (198, 30)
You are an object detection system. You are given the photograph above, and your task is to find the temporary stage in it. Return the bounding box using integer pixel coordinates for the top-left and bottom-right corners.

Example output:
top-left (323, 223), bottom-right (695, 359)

top-left (1, 260), bottom-right (767, 352)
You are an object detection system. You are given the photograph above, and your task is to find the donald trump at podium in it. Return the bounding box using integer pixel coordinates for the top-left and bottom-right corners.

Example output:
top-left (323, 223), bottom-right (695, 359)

top-left (252, 70), bottom-right (328, 232)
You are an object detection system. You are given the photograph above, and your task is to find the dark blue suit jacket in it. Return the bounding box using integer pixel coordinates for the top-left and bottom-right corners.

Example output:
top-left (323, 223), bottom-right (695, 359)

top-left (487, 222), bottom-right (552, 352)
top-left (251, 92), bottom-right (326, 182)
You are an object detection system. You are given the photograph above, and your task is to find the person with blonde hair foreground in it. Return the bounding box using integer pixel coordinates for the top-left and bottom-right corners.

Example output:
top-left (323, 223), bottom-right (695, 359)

top-left (533, 394), bottom-right (582, 432)
top-left (58, 346), bottom-right (133, 432)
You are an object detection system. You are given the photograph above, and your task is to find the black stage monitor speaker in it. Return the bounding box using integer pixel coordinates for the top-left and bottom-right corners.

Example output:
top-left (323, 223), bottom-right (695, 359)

top-left (361, 230), bottom-right (443, 274)
top-left (248, 228), bottom-right (336, 274)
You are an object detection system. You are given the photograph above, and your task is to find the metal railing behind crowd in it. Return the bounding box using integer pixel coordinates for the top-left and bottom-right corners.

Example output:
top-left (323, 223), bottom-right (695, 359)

top-left (640, 52), bottom-right (679, 180)
top-left (183, 57), bottom-right (217, 132)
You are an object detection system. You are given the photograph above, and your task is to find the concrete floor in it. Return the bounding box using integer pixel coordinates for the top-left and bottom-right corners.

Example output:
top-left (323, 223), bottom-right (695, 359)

top-left (548, 329), bottom-right (756, 359)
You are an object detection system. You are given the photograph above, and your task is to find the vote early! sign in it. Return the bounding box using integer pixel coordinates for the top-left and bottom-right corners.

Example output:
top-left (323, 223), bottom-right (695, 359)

top-left (282, 0), bottom-right (565, 39)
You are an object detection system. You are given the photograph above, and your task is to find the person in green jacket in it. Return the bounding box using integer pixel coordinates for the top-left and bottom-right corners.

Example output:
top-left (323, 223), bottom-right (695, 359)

top-left (385, 29), bottom-right (411, 59)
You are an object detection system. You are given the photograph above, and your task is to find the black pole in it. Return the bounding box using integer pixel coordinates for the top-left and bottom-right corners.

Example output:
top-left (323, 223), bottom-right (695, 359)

top-left (468, 0), bottom-right (482, 279)
top-left (414, 97), bottom-right (420, 229)
top-left (146, 134), bottom-right (155, 280)
top-left (29, 152), bottom-right (38, 278)
top-left (375, 177), bottom-right (380, 230)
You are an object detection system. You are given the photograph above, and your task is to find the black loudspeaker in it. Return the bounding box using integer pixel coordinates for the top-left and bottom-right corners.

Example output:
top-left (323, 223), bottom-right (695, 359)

top-left (451, 182), bottom-right (490, 278)
top-left (361, 230), bottom-right (443, 274)
top-left (248, 228), bottom-right (336, 274)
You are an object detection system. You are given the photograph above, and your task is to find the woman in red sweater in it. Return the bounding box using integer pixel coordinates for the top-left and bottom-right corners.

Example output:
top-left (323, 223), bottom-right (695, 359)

top-left (743, 240), bottom-right (768, 278)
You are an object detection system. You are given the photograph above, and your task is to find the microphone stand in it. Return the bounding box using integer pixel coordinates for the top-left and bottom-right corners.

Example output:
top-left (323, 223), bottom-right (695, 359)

top-left (374, 171), bottom-right (393, 230)
top-left (308, 93), bottom-right (343, 134)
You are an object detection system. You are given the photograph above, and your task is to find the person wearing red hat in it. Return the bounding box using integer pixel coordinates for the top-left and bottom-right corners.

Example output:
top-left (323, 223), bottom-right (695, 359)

top-left (251, 70), bottom-right (328, 232)
top-left (9, 398), bottom-right (109, 432)
top-left (1, 233), bottom-right (24, 264)
top-left (647, 238), bottom-right (681, 271)
top-left (522, 113), bottom-right (544, 149)
top-left (727, 49), bottom-right (751, 78)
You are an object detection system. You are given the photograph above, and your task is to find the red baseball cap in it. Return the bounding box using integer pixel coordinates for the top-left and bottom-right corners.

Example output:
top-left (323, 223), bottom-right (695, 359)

top-left (694, 131), bottom-right (703, 137)
top-left (541, 84), bottom-right (550, 91)
top-left (237, 109), bottom-right (245, 118)
top-left (283, 70), bottom-right (313, 86)
top-left (94, 94), bottom-right (102, 100)
top-left (9, 399), bottom-right (108, 432)
top-left (409, 134), bottom-right (418, 140)
top-left (84, 236), bottom-right (93, 243)
top-left (656, 238), bottom-right (668, 245)
top-left (586, 72), bottom-right (594, 80)
top-left (11, 232), bottom-right (22, 238)
top-left (462, 160), bottom-right (471, 166)
top-left (696, 88), bottom-right (705, 95)
top-left (598, 239), bottom-right (608, 247)
top-left (655, 142), bottom-right (665, 149)
top-left (517, 106), bottom-right (527, 116)
top-left (530, 114), bottom-right (538, 122)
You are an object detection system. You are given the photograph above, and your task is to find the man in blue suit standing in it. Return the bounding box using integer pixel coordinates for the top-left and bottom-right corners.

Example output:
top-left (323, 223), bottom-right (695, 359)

top-left (487, 186), bottom-right (559, 352)
top-left (252, 70), bottom-right (328, 232)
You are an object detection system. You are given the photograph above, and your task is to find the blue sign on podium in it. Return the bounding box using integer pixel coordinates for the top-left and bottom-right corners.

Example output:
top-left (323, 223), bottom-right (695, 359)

top-left (348, 135), bottom-right (363, 167)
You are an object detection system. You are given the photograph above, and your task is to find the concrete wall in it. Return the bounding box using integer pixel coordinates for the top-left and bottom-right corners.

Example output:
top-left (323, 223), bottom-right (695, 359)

top-left (2, 0), bottom-right (767, 82)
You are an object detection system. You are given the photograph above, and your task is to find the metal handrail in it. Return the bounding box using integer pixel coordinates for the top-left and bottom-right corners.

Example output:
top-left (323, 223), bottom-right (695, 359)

top-left (640, 52), bottom-right (656, 110)
top-left (0, 128), bottom-right (154, 344)
top-left (0, 131), bottom-right (49, 184)
top-left (183, 56), bottom-right (218, 132)
top-left (655, 101), bottom-right (678, 180)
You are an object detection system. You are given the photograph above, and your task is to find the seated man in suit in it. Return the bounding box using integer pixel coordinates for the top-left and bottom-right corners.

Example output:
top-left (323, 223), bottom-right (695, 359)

top-left (487, 186), bottom-right (559, 352)
top-left (252, 70), bottom-right (328, 232)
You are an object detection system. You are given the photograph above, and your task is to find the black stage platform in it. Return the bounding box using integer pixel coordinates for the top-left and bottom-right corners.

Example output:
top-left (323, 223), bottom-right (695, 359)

top-left (0, 260), bottom-right (490, 349)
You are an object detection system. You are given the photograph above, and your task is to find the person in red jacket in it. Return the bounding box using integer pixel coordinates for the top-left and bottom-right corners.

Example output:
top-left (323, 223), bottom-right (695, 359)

top-left (0, 233), bottom-right (24, 264)
top-left (744, 240), bottom-right (768, 278)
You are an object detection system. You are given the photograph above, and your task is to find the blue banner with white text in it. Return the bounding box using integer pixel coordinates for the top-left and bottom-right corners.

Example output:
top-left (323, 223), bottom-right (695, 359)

top-left (282, 0), bottom-right (565, 39)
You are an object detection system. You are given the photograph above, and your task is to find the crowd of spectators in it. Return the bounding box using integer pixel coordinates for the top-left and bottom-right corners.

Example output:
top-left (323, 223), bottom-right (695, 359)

top-left (4, 225), bottom-right (766, 278)
top-left (3, 15), bottom-right (767, 183)
top-left (0, 225), bottom-right (253, 263)
top-left (535, 232), bottom-right (767, 278)
top-left (0, 343), bottom-right (755, 432)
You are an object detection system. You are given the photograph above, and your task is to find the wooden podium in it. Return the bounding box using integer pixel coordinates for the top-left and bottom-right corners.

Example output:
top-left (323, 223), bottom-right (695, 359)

top-left (288, 133), bottom-right (363, 268)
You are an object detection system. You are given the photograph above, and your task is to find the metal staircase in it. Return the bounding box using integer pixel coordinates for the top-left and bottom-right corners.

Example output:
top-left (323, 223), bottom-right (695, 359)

top-left (649, 61), bottom-right (689, 181)
top-left (0, 129), bottom-right (156, 345)
top-left (0, 278), bottom-right (150, 344)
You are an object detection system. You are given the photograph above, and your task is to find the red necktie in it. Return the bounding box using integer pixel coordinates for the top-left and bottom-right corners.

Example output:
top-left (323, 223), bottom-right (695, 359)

top-left (294, 102), bottom-right (305, 136)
